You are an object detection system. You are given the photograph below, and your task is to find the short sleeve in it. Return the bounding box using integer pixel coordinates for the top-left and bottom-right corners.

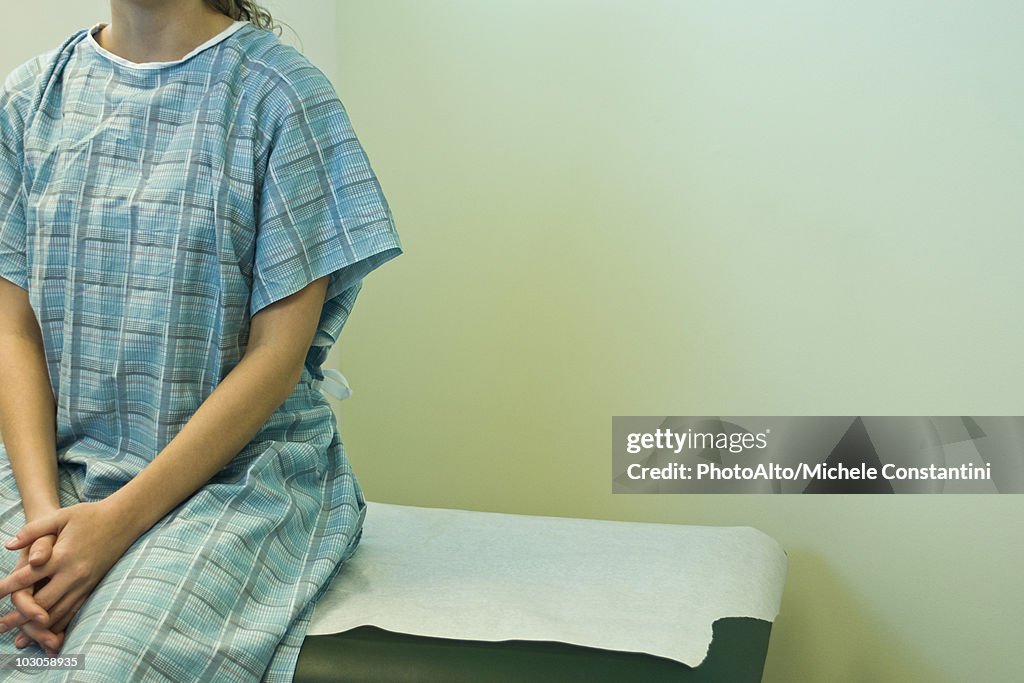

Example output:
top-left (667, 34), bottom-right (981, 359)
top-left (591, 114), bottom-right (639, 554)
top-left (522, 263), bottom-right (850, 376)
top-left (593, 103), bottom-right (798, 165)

top-left (0, 70), bottom-right (28, 292)
top-left (250, 69), bottom-right (403, 353)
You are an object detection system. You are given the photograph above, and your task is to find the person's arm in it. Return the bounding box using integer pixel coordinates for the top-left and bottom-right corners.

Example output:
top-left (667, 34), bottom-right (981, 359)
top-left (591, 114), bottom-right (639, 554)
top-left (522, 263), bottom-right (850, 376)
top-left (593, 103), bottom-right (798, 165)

top-left (0, 278), bottom-right (60, 521)
top-left (0, 278), bottom-right (65, 651)
top-left (0, 275), bottom-right (330, 641)
top-left (108, 274), bottom-right (329, 538)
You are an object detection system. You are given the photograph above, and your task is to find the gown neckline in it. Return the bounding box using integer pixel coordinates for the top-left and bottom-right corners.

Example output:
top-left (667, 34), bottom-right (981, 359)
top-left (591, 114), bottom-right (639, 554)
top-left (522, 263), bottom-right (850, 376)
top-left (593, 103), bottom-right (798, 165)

top-left (86, 19), bottom-right (248, 70)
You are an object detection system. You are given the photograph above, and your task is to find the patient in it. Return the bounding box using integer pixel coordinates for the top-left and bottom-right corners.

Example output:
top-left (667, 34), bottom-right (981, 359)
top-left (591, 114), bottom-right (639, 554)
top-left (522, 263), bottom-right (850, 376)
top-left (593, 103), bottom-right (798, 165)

top-left (0, 0), bottom-right (401, 679)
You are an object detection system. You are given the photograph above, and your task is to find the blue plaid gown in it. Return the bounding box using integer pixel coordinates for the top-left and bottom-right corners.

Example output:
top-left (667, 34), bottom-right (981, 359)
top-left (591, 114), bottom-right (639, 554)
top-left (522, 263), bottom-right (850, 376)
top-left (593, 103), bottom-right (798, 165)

top-left (0, 20), bottom-right (402, 681)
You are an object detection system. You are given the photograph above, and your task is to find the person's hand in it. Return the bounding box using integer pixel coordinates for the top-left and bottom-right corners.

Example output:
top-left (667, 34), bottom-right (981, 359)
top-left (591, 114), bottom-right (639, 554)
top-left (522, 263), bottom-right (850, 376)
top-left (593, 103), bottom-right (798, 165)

top-left (0, 501), bottom-right (140, 652)
top-left (0, 534), bottom-right (63, 654)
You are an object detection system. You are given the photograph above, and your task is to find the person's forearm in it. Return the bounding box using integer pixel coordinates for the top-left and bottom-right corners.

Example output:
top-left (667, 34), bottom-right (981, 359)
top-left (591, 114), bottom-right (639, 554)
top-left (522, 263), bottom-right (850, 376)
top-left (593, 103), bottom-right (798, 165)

top-left (0, 331), bottom-right (60, 522)
top-left (103, 343), bottom-right (305, 540)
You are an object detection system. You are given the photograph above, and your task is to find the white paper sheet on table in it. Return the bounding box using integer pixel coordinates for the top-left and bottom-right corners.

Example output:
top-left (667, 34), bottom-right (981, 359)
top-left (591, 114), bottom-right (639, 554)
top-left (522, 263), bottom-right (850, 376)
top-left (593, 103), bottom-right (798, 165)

top-left (307, 501), bottom-right (787, 667)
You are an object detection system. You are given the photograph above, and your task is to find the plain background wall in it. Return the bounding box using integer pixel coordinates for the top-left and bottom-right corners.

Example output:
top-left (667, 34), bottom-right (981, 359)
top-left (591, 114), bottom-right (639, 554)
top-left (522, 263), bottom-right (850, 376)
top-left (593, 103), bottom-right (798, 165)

top-left (332, 2), bottom-right (1024, 682)
top-left (3, 2), bottom-right (1022, 682)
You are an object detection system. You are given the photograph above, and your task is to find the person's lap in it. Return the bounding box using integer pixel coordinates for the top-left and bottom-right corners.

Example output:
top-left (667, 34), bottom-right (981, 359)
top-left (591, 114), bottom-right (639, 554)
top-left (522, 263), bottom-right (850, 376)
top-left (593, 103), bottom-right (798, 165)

top-left (0, 456), bottom-right (308, 682)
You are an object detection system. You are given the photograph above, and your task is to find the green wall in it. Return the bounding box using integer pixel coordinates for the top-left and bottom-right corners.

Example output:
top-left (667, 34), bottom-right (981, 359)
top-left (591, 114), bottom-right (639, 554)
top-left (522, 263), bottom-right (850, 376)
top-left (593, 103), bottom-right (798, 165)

top-left (331, 2), bottom-right (1024, 681)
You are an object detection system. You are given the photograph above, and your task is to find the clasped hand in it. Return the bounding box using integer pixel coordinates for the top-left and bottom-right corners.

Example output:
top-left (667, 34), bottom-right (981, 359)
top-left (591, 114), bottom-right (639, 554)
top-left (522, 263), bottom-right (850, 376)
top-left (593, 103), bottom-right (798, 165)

top-left (0, 501), bottom-right (137, 655)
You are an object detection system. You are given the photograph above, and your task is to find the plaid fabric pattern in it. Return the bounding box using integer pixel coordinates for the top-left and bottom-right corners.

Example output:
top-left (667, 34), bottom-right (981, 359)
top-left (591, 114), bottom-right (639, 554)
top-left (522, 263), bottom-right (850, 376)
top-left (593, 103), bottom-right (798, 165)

top-left (0, 21), bottom-right (401, 681)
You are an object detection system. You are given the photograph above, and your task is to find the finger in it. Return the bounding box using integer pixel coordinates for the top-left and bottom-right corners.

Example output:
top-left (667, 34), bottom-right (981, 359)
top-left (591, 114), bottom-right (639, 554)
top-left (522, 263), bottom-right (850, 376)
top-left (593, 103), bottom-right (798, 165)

top-left (15, 618), bottom-right (61, 654)
top-left (0, 608), bottom-right (25, 632)
top-left (4, 516), bottom-right (63, 552)
top-left (0, 611), bottom-right (29, 633)
top-left (47, 630), bottom-right (65, 656)
top-left (27, 535), bottom-right (56, 567)
top-left (32, 572), bottom-right (87, 628)
top-left (49, 594), bottom-right (88, 635)
top-left (12, 586), bottom-right (50, 622)
top-left (0, 562), bottom-right (50, 600)
top-left (5, 590), bottom-right (47, 629)
top-left (37, 588), bottom-right (78, 634)
top-left (27, 590), bottom-right (82, 655)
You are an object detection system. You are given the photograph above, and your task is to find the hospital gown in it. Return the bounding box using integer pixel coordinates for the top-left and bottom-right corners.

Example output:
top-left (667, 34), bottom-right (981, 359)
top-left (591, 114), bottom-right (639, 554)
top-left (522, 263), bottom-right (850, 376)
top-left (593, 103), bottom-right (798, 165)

top-left (0, 20), bottom-right (402, 681)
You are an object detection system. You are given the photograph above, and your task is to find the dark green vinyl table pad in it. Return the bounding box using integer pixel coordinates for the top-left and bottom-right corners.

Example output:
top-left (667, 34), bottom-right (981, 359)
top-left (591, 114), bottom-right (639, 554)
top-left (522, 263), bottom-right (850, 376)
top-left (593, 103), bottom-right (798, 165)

top-left (295, 616), bottom-right (772, 683)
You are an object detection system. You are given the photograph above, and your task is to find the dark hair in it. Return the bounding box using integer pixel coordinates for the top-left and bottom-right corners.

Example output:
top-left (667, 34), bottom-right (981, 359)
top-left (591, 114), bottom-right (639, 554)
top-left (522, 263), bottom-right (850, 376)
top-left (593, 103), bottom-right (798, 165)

top-left (204, 1), bottom-right (277, 31)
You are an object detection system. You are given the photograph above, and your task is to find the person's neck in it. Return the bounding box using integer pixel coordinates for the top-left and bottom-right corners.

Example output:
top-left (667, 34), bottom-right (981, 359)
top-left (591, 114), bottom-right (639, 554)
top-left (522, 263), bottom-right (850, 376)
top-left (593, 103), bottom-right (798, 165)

top-left (98, 0), bottom-right (236, 63)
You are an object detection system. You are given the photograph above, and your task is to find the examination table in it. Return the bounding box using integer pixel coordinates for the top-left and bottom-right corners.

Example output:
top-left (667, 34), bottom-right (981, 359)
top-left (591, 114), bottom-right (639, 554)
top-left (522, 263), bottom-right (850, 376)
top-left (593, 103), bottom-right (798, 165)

top-left (294, 502), bottom-right (787, 682)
